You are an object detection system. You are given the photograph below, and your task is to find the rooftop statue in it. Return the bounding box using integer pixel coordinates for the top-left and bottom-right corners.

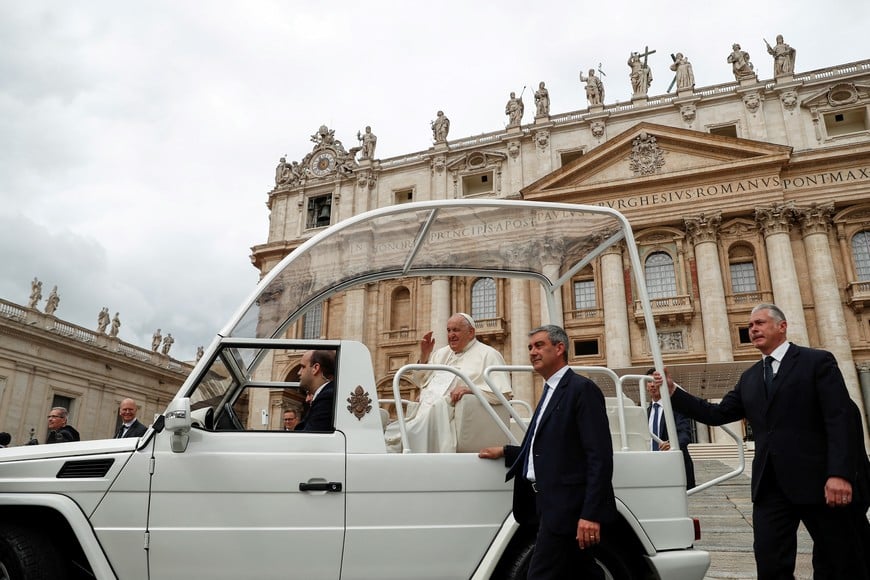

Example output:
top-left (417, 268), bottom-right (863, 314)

top-left (579, 69), bottom-right (605, 106)
top-left (728, 43), bottom-right (756, 81)
top-left (534, 81), bottom-right (550, 117)
top-left (765, 34), bottom-right (796, 77)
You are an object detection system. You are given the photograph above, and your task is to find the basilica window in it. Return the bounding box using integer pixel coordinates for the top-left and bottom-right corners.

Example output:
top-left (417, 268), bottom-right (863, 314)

top-left (573, 279), bottom-right (597, 310)
top-left (462, 172), bottom-right (494, 197)
top-left (560, 149), bottom-right (584, 167)
top-left (644, 252), bottom-right (677, 299)
top-left (390, 286), bottom-right (412, 331)
top-left (306, 195), bottom-right (332, 229)
top-left (471, 278), bottom-right (497, 320)
top-left (730, 261), bottom-right (758, 293)
top-left (302, 303), bottom-right (322, 339)
top-left (824, 108), bottom-right (868, 138)
top-left (852, 231), bottom-right (870, 280)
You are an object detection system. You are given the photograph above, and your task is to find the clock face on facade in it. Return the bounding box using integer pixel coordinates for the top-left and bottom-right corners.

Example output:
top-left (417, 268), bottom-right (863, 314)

top-left (310, 151), bottom-right (337, 177)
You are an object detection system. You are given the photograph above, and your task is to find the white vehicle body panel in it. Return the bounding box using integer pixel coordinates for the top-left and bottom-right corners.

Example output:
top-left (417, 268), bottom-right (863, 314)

top-left (0, 201), bottom-right (729, 579)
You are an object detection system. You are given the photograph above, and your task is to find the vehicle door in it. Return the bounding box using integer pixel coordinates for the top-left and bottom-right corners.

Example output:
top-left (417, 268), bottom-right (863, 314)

top-left (145, 346), bottom-right (346, 579)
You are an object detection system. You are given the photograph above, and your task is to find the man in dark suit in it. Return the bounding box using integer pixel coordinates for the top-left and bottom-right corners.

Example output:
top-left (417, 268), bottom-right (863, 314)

top-left (296, 350), bottom-right (335, 432)
top-left (116, 398), bottom-right (148, 438)
top-left (656, 303), bottom-right (869, 579)
top-left (646, 368), bottom-right (696, 489)
top-left (480, 325), bottom-right (615, 579)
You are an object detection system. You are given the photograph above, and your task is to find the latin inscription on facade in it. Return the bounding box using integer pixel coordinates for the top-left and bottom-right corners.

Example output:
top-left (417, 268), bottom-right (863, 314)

top-left (595, 166), bottom-right (870, 211)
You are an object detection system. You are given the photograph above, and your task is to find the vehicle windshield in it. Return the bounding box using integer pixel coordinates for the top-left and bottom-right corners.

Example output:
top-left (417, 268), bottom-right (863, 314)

top-left (226, 200), bottom-right (636, 341)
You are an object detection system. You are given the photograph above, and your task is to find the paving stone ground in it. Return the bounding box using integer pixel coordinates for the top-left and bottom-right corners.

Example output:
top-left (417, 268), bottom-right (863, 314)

top-left (689, 459), bottom-right (814, 579)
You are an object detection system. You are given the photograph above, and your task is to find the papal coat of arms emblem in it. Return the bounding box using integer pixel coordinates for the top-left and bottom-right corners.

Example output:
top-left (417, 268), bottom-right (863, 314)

top-left (628, 131), bottom-right (666, 176)
top-left (346, 385), bottom-right (372, 420)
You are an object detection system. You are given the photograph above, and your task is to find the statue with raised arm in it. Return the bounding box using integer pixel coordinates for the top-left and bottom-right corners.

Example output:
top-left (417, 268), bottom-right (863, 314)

top-left (628, 52), bottom-right (653, 96)
top-left (44, 286), bottom-right (60, 315)
top-left (109, 312), bottom-right (121, 337)
top-left (28, 277), bottom-right (42, 309)
top-left (534, 81), bottom-right (550, 117)
top-left (579, 69), bottom-right (604, 106)
top-left (670, 53), bottom-right (695, 92)
top-left (765, 34), bottom-right (796, 77)
top-left (357, 126), bottom-right (377, 159)
top-left (727, 43), bottom-right (755, 81)
top-left (505, 91), bottom-right (524, 127)
top-left (151, 329), bottom-right (162, 352)
top-left (431, 110), bottom-right (450, 143)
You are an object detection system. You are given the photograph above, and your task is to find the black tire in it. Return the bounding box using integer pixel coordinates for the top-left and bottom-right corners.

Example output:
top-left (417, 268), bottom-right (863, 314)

top-left (0, 524), bottom-right (66, 580)
top-left (498, 536), bottom-right (640, 580)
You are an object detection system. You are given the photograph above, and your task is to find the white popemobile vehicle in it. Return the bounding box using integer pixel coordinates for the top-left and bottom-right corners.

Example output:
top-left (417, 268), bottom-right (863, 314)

top-left (0, 200), bottom-right (744, 579)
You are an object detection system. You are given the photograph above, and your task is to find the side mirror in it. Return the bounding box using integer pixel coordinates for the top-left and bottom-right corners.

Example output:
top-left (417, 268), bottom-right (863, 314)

top-left (164, 398), bottom-right (191, 453)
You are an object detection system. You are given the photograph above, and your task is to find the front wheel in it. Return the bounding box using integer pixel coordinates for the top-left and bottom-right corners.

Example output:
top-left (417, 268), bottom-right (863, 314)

top-left (499, 537), bottom-right (640, 580)
top-left (0, 524), bottom-right (66, 580)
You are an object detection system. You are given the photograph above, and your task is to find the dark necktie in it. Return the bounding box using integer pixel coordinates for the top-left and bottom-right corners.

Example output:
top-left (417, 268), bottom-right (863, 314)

top-left (116, 424), bottom-right (127, 438)
top-left (763, 356), bottom-right (775, 398)
top-left (508, 384), bottom-right (551, 480)
top-left (651, 403), bottom-right (661, 451)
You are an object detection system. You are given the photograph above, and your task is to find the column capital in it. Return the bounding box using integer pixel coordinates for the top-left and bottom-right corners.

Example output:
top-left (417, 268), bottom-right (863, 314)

top-left (538, 237), bottom-right (565, 266)
top-left (684, 211), bottom-right (722, 245)
top-left (793, 202), bottom-right (835, 237)
top-left (755, 202), bottom-right (796, 237)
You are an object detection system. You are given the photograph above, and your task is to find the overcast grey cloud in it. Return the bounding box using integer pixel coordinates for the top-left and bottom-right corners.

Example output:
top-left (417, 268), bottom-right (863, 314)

top-left (1, 0), bottom-right (867, 360)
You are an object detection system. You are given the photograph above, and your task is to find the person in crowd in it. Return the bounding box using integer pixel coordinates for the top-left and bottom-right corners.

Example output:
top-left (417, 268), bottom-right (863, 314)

top-left (479, 325), bottom-right (615, 579)
top-left (386, 312), bottom-right (511, 453)
top-left (296, 350), bottom-right (335, 432)
top-left (46, 407), bottom-right (80, 443)
top-left (646, 368), bottom-right (696, 488)
top-left (655, 303), bottom-right (869, 579)
top-left (116, 398), bottom-right (148, 438)
top-left (283, 408), bottom-right (301, 431)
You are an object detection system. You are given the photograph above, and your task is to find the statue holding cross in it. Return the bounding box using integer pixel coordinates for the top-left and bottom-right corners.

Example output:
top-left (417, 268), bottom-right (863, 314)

top-left (628, 46), bottom-right (655, 97)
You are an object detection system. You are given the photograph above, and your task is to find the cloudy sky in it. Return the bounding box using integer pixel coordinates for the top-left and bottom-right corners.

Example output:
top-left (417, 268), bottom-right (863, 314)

top-left (1, 1), bottom-right (867, 360)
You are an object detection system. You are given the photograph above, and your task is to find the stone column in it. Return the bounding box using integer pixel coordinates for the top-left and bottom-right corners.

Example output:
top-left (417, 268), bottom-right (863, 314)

top-left (509, 279), bottom-right (533, 406)
top-left (795, 203), bottom-right (868, 443)
top-left (601, 245), bottom-right (631, 368)
top-left (685, 212), bottom-right (734, 363)
top-left (342, 288), bottom-right (366, 342)
top-left (755, 204), bottom-right (809, 346)
top-left (539, 239), bottom-right (565, 326)
top-left (430, 277), bottom-right (451, 348)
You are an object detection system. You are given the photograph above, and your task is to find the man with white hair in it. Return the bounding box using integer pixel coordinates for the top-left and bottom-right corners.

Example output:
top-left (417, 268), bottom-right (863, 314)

top-left (387, 312), bottom-right (511, 453)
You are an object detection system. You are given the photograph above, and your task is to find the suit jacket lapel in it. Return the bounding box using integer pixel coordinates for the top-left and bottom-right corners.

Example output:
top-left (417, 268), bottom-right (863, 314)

top-left (767, 343), bottom-right (798, 403)
top-left (537, 369), bottom-right (571, 432)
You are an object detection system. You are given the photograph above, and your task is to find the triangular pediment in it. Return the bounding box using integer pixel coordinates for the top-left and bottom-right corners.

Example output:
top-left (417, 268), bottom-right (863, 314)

top-left (523, 122), bottom-right (792, 200)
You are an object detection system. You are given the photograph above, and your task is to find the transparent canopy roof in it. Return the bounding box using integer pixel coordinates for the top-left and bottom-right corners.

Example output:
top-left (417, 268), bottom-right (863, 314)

top-left (224, 200), bottom-right (651, 341)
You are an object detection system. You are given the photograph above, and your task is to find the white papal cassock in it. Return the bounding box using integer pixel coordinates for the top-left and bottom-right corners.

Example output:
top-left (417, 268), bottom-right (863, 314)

top-left (386, 339), bottom-right (512, 453)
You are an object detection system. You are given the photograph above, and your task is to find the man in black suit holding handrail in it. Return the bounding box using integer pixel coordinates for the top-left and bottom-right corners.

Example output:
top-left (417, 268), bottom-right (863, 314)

top-left (655, 303), bottom-right (869, 579)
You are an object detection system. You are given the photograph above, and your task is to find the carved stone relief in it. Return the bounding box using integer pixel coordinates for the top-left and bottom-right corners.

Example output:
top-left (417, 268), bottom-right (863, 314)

top-left (628, 131), bottom-right (666, 176)
top-left (680, 104), bottom-right (696, 123)
top-left (590, 120), bottom-right (605, 139)
top-left (742, 91), bottom-right (762, 113)
top-left (780, 89), bottom-right (798, 111)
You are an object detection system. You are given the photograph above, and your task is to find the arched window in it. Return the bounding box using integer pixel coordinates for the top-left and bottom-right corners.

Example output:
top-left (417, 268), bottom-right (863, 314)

top-left (728, 244), bottom-right (758, 293)
top-left (471, 278), bottom-right (497, 320)
top-left (302, 303), bottom-right (322, 339)
top-left (644, 252), bottom-right (677, 299)
top-left (853, 231), bottom-right (870, 280)
top-left (390, 286), bottom-right (411, 330)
